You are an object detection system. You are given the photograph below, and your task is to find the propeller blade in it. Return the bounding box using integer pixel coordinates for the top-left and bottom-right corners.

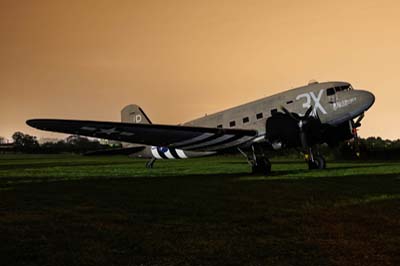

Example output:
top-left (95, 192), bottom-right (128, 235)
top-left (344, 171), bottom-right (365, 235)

top-left (356, 113), bottom-right (365, 124)
top-left (350, 119), bottom-right (361, 158)
top-left (353, 113), bottom-right (365, 128)
top-left (300, 131), bottom-right (308, 149)
top-left (315, 110), bottom-right (321, 122)
top-left (280, 106), bottom-right (300, 121)
top-left (281, 106), bottom-right (290, 115)
top-left (304, 106), bottom-right (313, 118)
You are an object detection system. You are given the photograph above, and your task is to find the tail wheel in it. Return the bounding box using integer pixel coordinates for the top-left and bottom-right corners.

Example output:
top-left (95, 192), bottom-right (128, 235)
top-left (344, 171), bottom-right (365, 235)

top-left (308, 155), bottom-right (326, 170)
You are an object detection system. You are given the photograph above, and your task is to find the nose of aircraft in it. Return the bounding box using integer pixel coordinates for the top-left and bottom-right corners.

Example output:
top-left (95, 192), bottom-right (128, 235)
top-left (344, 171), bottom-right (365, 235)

top-left (358, 90), bottom-right (375, 111)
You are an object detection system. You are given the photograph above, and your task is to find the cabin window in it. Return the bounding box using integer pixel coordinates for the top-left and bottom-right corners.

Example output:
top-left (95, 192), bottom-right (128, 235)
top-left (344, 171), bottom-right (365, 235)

top-left (270, 109), bottom-right (278, 115)
top-left (327, 88), bottom-right (335, 96)
top-left (229, 121), bottom-right (236, 127)
top-left (286, 100), bottom-right (293, 104)
top-left (217, 124), bottom-right (223, 128)
top-left (256, 113), bottom-right (263, 119)
top-left (242, 117), bottom-right (249, 124)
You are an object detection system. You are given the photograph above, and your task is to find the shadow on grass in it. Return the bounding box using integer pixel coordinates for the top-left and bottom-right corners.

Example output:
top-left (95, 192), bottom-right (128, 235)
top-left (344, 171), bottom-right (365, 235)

top-left (265, 162), bottom-right (399, 177)
top-left (2, 170), bottom-right (400, 189)
top-left (0, 172), bottom-right (252, 187)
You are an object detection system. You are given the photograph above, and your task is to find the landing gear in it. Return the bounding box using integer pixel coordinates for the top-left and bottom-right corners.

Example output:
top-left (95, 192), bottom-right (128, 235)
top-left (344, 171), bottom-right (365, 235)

top-left (304, 148), bottom-right (326, 170)
top-left (252, 157), bottom-right (272, 175)
top-left (307, 155), bottom-right (326, 170)
top-left (238, 145), bottom-right (272, 176)
top-left (146, 158), bottom-right (156, 169)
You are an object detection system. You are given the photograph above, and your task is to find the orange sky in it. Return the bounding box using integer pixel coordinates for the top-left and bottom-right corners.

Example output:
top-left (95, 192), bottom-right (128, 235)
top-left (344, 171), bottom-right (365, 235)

top-left (1, 0), bottom-right (400, 140)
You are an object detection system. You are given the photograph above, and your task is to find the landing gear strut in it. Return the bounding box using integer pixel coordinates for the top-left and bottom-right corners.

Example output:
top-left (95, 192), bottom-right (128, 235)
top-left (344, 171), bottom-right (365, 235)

top-left (238, 145), bottom-right (271, 176)
top-left (252, 157), bottom-right (272, 175)
top-left (304, 148), bottom-right (326, 170)
top-left (146, 158), bottom-right (156, 169)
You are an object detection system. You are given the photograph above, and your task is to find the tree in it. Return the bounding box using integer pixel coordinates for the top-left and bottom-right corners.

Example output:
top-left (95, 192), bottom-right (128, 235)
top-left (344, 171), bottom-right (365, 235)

top-left (12, 132), bottom-right (39, 152)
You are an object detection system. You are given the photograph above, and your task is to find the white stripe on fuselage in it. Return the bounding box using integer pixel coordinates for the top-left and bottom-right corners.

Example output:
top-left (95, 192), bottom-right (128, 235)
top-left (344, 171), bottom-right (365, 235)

top-left (176, 149), bottom-right (187, 159)
top-left (164, 149), bottom-right (175, 159)
top-left (151, 146), bottom-right (162, 159)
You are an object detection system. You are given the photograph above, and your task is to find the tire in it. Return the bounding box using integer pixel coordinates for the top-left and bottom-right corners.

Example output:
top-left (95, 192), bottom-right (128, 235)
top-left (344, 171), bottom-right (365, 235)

top-left (252, 158), bottom-right (272, 175)
top-left (308, 156), bottom-right (326, 170)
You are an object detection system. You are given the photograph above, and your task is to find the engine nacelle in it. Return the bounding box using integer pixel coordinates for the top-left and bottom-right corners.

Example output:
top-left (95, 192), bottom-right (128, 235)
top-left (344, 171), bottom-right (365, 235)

top-left (323, 121), bottom-right (354, 147)
top-left (265, 113), bottom-right (302, 148)
top-left (265, 112), bottom-right (324, 148)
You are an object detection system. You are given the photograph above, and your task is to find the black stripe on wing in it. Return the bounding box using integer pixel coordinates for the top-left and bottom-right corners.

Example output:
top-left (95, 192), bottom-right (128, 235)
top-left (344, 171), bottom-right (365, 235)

top-left (187, 135), bottom-right (248, 151)
top-left (173, 133), bottom-right (223, 148)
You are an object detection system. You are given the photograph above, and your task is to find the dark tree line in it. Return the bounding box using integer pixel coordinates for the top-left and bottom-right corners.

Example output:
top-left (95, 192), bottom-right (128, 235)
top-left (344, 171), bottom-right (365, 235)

top-left (253, 137), bottom-right (400, 161)
top-left (5, 132), bottom-right (115, 154)
top-left (347, 137), bottom-right (400, 160)
top-left (2, 132), bottom-right (400, 160)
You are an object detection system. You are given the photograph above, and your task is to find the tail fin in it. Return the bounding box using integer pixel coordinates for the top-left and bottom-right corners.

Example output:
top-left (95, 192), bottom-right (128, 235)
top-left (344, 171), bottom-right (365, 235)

top-left (121, 104), bottom-right (152, 124)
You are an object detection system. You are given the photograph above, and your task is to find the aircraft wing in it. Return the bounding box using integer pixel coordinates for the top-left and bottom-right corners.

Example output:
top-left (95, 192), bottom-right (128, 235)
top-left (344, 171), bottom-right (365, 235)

top-left (27, 119), bottom-right (258, 151)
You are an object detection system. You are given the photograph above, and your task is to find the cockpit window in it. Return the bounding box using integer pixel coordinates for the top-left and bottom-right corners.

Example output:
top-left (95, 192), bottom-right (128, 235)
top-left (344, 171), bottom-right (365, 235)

top-left (327, 84), bottom-right (352, 95)
top-left (327, 88), bottom-right (335, 96)
top-left (335, 85), bottom-right (352, 92)
top-left (335, 86), bottom-right (345, 92)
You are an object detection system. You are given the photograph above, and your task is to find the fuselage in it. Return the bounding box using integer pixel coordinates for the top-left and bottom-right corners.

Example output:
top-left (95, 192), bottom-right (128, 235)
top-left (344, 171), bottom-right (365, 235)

top-left (184, 81), bottom-right (375, 135)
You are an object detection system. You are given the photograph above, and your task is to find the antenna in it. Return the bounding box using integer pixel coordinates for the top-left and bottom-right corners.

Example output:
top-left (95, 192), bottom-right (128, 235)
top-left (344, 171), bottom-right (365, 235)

top-left (308, 79), bottom-right (319, 85)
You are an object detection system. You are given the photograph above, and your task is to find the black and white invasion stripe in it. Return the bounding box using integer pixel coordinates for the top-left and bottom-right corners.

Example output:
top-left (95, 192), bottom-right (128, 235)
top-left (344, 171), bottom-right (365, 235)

top-left (151, 146), bottom-right (187, 159)
top-left (170, 133), bottom-right (255, 151)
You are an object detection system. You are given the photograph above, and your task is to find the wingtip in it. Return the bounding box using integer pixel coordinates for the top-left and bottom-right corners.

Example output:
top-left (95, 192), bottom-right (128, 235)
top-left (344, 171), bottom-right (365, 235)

top-left (26, 119), bottom-right (36, 127)
top-left (26, 119), bottom-right (45, 129)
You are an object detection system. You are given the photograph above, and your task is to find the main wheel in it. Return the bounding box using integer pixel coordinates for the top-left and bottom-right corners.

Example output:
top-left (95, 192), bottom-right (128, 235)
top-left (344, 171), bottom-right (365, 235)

top-left (146, 158), bottom-right (156, 169)
top-left (308, 155), bottom-right (326, 170)
top-left (252, 158), bottom-right (272, 175)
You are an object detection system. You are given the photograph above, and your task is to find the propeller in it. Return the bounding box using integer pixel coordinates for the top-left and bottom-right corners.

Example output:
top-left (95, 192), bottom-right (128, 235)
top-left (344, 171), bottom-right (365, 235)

top-left (352, 113), bottom-right (364, 128)
top-left (350, 113), bottom-right (365, 157)
top-left (281, 106), bottom-right (321, 149)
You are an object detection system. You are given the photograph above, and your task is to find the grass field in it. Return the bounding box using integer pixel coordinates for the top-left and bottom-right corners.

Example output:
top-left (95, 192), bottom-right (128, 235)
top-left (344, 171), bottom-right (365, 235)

top-left (0, 154), bottom-right (399, 266)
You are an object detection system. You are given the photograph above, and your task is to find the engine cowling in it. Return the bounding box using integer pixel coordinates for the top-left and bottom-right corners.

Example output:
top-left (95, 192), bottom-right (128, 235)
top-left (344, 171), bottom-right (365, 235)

top-left (265, 111), bottom-right (324, 149)
top-left (265, 112), bottom-right (301, 148)
top-left (323, 121), bottom-right (354, 147)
